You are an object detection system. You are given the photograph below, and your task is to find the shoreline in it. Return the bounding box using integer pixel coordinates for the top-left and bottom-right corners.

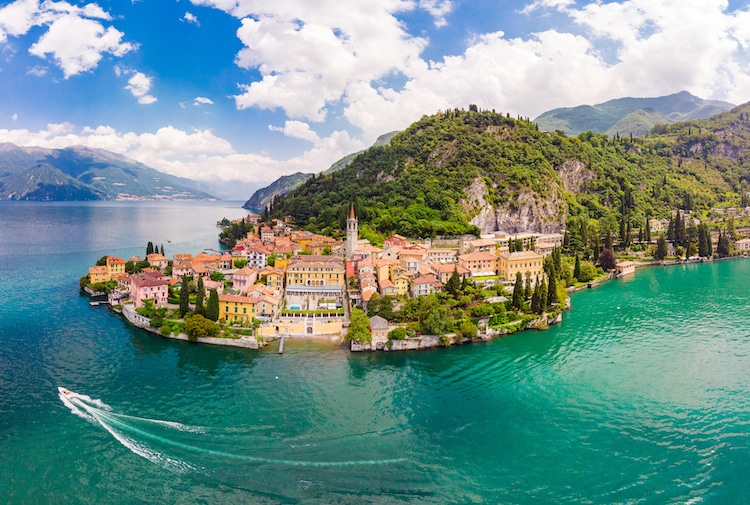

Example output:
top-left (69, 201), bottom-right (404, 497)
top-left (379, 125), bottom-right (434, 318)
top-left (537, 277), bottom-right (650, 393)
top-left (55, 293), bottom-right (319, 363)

top-left (94, 254), bottom-right (748, 353)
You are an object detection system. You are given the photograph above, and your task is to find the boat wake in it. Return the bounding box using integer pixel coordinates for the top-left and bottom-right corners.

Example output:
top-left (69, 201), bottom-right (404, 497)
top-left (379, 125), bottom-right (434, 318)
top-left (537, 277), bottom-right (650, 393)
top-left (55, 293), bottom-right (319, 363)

top-left (58, 387), bottom-right (407, 473)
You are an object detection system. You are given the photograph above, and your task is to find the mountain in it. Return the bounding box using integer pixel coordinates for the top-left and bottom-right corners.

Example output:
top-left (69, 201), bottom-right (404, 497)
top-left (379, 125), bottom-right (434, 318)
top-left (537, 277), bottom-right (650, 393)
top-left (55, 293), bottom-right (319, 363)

top-left (0, 143), bottom-right (215, 201)
top-left (268, 105), bottom-right (750, 241)
top-left (534, 91), bottom-right (734, 137)
top-left (243, 131), bottom-right (399, 211)
top-left (242, 172), bottom-right (313, 212)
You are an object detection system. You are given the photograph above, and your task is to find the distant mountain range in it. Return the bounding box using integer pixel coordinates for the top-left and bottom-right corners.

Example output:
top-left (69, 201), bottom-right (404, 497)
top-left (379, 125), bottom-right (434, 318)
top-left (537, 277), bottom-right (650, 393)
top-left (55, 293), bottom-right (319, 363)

top-left (0, 143), bottom-right (214, 201)
top-left (243, 131), bottom-right (399, 211)
top-left (533, 91), bottom-right (735, 137)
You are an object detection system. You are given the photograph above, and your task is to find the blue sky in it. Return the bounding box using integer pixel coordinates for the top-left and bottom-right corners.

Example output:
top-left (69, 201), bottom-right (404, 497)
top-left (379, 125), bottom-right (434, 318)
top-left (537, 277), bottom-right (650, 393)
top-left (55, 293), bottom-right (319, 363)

top-left (1, 0), bottom-right (750, 193)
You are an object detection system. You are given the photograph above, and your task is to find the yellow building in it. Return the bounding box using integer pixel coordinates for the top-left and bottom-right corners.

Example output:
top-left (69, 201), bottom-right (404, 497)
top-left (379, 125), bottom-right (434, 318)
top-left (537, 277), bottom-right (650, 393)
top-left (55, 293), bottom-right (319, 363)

top-left (285, 255), bottom-right (345, 287)
top-left (106, 256), bottom-right (126, 276)
top-left (497, 250), bottom-right (544, 280)
top-left (273, 256), bottom-right (290, 270)
top-left (88, 265), bottom-right (110, 284)
top-left (218, 294), bottom-right (257, 323)
top-left (393, 275), bottom-right (410, 297)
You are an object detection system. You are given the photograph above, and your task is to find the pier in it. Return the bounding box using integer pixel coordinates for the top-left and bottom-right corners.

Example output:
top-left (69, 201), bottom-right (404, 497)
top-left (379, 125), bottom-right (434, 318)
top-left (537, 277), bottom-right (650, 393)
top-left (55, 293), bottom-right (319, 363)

top-left (278, 336), bottom-right (285, 354)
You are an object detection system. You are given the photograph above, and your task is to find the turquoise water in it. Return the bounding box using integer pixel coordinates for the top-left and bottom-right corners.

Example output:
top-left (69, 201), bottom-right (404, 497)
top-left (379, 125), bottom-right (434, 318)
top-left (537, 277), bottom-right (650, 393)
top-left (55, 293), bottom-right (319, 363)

top-left (2, 201), bottom-right (750, 504)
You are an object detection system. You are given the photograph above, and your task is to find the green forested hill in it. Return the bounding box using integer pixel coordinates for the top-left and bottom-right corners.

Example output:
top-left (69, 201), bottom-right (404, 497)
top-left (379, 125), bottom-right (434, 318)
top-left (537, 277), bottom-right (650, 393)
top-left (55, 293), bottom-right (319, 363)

top-left (270, 106), bottom-right (750, 245)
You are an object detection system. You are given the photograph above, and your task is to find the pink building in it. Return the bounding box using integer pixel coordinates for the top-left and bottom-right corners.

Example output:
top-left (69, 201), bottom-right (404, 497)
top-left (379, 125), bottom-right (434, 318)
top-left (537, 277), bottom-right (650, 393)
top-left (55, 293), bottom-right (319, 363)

top-left (128, 272), bottom-right (169, 308)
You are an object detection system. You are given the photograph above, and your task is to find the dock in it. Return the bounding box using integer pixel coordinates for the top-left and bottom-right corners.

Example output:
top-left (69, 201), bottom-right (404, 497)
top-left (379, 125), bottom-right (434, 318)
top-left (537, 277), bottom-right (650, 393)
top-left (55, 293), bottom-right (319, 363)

top-left (278, 336), bottom-right (285, 354)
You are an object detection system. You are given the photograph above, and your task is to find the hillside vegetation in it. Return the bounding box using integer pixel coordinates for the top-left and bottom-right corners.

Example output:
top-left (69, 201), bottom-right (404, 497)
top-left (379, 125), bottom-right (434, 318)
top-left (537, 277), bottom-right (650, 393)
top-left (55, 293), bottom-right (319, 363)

top-left (243, 131), bottom-right (399, 211)
top-left (269, 104), bottom-right (750, 245)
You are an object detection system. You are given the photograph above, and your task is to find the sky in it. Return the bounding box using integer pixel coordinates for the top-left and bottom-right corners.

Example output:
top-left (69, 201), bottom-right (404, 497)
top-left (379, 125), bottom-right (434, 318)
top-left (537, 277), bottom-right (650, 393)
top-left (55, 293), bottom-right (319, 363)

top-left (1, 0), bottom-right (750, 194)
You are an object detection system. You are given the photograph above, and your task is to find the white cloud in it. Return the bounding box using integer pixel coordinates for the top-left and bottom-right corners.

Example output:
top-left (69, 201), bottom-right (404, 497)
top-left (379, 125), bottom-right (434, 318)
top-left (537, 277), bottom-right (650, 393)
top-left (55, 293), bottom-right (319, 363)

top-left (182, 11), bottom-right (200, 26)
top-left (26, 65), bottom-right (47, 76)
top-left (0, 0), bottom-right (133, 77)
top-left (268, 120), bottom-right (320, 143)
top-left (0, 122), bottom-right (365, 184)
top-left (193, 96), bottom-right (214, 106)
top-left (184, 0), bottom-right (750, 149)
top-left (125, 72), bottom-right (157, 104)
top-left (418, 0), bottom-right (453, 28)
top-left (11, 113), bottom-right (18, 122)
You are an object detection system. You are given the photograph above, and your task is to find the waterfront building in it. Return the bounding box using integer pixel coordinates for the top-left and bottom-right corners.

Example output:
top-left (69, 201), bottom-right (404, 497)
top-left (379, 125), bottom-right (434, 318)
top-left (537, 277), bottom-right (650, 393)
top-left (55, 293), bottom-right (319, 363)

top-left (284, 255), bottom-right (345, 311)
top-left (106, 256), bottom-right (126, 277)
top-left (615, 261), bottom-right (636, 278)
top-left (369, 316), bottom-right (390, 348)
top-left (218, 293), bottom-right (257, 323)
top-left (735, 238), bottom-right (750, 251)
top-left (497, 250), bottom-right (544, 280)
top-left (88, 265), bottom-right (110, 284)
top-left (128, 271), bottom-right (168, 309)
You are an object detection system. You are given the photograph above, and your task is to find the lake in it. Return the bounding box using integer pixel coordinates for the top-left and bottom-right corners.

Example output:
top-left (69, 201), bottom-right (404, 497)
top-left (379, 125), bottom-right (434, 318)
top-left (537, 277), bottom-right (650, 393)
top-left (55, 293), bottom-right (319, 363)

top-left (1, 201), bottom-right (749, 504)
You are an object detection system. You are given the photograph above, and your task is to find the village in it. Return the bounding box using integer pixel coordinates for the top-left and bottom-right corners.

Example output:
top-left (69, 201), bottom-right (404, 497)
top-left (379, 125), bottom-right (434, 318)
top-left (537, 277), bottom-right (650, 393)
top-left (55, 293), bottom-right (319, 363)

top-left (81, 205), bottom-right (648, 352)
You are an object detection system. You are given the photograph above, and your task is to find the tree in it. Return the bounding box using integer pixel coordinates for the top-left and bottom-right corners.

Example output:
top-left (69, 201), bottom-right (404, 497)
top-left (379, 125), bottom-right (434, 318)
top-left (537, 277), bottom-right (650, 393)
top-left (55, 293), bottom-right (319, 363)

top-left (184, 314), bottom-right (219, 341)
top-left (698, 223), bottom-right (709, 258)
top-left (599, 248), bottom-right (617, 271)
top-left (539, 278), bottom-right (548, 311)
top-left (457, 319), bottom-right (478, 340)
top-left (547, 273), bottom-right (558, 306)
top-left (654, 235), bottom-right (668, 260)
top-left (234, 258), bottom-right (248, 268)
top-left (179, 276), bottom-right (190, 317)
top-left (206, 288), bottom-right (219, 322)
top-left (512, 271), bottom-right (524, 310)
top-left (445, 266), bottom-right (461, 297)
top-left (346, 308), bottom-right (371, 344)
top-left (523, 272), bottom-right (532, 299)
top-left (160, 244), bottom-right (165, 256)
top-left (573, 254), bottom-right (581, 281)
top-left (717, 231), bottom-right (730, 258)
top-left (146, 241), bottom-right (154, 256)
top-left (578, 261), bottom-right (597, 283)
top-left (195, 277), bottom-right (205, 316)
top-left (95, 255), bottom-right (108, 266)
top-left (531, 276), bottom-right (542, 313)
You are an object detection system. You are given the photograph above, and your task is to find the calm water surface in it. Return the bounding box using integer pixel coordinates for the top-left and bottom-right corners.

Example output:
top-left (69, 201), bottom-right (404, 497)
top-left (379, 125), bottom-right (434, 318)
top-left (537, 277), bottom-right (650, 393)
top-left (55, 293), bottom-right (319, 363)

top-left (1, 201), bottom-right (750, 504)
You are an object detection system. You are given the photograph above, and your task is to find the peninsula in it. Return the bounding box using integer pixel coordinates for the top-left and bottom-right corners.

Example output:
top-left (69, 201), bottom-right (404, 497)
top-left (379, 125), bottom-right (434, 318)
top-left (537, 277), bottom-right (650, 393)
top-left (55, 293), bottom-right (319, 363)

top-left (80, 106), bottom-right (750, 351)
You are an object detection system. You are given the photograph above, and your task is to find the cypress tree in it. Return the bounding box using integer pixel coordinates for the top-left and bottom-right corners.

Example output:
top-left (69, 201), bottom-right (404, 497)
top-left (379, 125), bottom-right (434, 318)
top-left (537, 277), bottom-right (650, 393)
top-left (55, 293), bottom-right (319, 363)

top-left (547, 273), bottom-right (558, 306)
top-left (512, 272), bottom-right (524, 310)
top-left (179, 276), bottom-right (190, 317)
top-left (573, 254), bottom-right (581, 281)
top-left (539, 278), bottom-right (548, 311)
top-left (195, 277), bottom-right (205, 316)
top-left (146, 241), bottom-right (154, 256)
top-left (698, 224), bottom-right (708, 258)
top-left (160, 244), bottom-right (165, 256)
top-left (655, 235), bottom-right (668, 260)
top-left (524, 272), bottom-right (532, 299)
top-left (206, 288), bottom-right (219, 322)
top-left (445, 267), bottom-right (461, 297)
top-left (531, 276), bottom-right (541, 314)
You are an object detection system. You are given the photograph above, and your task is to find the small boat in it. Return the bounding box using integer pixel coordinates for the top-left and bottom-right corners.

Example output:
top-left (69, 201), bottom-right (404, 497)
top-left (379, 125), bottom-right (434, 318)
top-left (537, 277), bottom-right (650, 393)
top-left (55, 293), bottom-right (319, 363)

top-left (58, 387), bottom-right (76, 400)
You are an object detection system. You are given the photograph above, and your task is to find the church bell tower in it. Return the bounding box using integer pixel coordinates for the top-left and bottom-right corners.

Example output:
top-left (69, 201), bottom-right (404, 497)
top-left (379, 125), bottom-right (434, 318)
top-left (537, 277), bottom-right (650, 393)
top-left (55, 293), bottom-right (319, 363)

top-left (346, 204), bottom-right (358, 259)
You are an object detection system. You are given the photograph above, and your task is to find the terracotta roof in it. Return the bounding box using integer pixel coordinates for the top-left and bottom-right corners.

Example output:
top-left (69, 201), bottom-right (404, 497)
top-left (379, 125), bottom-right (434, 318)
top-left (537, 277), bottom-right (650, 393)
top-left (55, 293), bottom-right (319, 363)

top-left (459, 252), bottom-right (498, 261)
